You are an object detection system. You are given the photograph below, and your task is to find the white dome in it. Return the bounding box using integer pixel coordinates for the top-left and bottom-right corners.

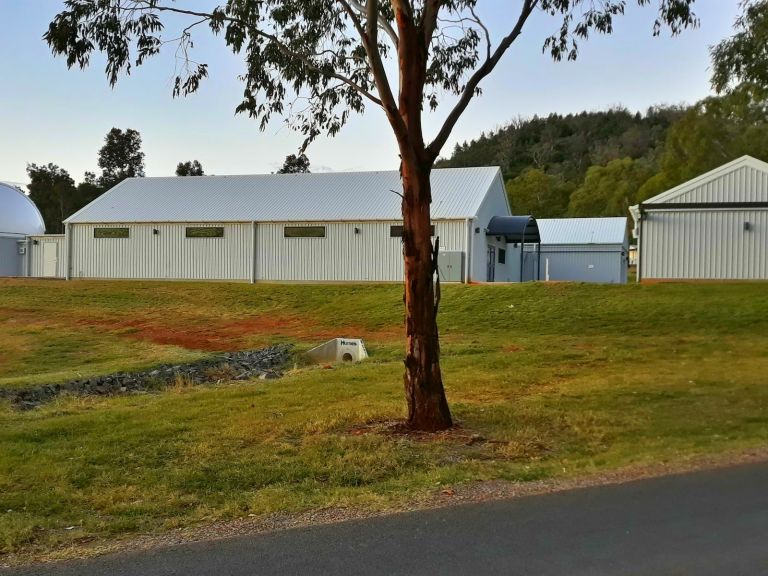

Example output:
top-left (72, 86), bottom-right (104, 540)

top-left (0, 182), bottom-right (45, 236)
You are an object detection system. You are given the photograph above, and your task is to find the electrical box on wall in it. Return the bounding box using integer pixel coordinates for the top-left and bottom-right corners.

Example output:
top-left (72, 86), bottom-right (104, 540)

top-left (437, 251), bottom-right (465, 282)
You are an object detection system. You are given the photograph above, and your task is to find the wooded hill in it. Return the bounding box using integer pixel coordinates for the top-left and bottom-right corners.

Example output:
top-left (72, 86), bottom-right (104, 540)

top-left (436, 91), bottom-right (768, 218)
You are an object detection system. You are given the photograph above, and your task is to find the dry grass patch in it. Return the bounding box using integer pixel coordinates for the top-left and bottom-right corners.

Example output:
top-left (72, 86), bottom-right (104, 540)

top-left (0, 279), bottom-right (767, 560)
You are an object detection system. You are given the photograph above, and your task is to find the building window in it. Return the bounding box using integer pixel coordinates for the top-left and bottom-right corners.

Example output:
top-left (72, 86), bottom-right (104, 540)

top-left (94, 227), bottom-right (129, 238)
top-left (186, 226), bottom-right (224, 238)
top-left (390, 225), bottom-right (436, 238)
top-left (498, 248), bottom-right (506, 264)
top-left (284, 226), bottom-right (326, 238)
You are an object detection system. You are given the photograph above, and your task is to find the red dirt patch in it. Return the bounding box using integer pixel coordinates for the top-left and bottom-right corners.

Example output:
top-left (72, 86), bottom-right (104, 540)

top-left (69, 314), bottom-right (308, 351)
top-left (71, 313), bottom-right (400, 351)
top-left (1, 305), bottom-right (401, 352)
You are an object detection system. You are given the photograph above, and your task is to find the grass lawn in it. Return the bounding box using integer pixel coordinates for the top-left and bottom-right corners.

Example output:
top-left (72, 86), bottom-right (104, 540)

top-left (1, 278), bottom-right (768, 559)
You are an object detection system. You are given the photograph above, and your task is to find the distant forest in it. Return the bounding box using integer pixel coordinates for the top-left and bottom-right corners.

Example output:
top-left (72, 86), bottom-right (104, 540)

top-left (436, 91), bottom-right (768, 218)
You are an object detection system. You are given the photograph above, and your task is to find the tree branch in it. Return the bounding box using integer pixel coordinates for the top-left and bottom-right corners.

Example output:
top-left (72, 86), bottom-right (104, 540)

top-left (469, 5), bottom-right (491, 61)
top-left (139, 1), bottom-right (384, 107)
top-left (337, 0), bottom-right (406, 136)
top-left (426, 0), bottom-right (539, 159)
top-left (345, 0), bottom-right (400, 48)
top-left (422, 0), bottom-right (442, 45)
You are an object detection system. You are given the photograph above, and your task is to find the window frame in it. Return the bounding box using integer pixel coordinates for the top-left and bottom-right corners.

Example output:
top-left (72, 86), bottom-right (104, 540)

top-left (283, 226), bottom-right (326, 238)
top-left (93, 227), bottom-right (130, 239)
top-left (185, 226), bottom-right (225, 238)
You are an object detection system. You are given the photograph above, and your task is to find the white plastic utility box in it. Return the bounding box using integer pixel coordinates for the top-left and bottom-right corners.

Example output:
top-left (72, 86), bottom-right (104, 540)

top-left (306, 338), bottom-right (369, 363)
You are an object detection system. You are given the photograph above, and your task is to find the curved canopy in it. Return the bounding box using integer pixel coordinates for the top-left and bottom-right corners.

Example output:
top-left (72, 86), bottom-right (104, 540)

top-left (486, 215), bottom-right (540, 243)
top-left (0, 182), bottom-right (45, 236)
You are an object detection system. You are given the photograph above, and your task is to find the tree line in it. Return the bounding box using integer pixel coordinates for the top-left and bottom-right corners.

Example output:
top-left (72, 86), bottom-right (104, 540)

top-left (28, 137), bottom-right (312, 234)
top-left (27, 128), bottom-right (206, 233)
top-left (437, 88), bottom-right (768, 219)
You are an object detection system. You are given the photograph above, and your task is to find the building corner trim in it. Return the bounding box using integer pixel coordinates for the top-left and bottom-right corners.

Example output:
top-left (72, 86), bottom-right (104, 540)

top-left (65, 223), bottom-right (72, 280)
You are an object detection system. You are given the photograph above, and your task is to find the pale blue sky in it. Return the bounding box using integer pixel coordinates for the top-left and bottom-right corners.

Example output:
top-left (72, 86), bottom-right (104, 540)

top-left (0, 1), bottom-right (740, 184)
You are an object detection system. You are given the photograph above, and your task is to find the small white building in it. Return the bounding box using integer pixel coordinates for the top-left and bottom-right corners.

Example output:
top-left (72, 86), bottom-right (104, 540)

top-left (0, 182), bottom-right (45, 277)
top-left (630, 156), bottom-right (768, 281)
top-left (526, 217), bottom-right (629, 284)
top-left (29, 167), bottom-right (543, 283)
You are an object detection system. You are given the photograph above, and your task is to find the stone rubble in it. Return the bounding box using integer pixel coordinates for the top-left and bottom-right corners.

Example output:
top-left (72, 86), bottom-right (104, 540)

top-left (0, 344), bottom-right (293, 410)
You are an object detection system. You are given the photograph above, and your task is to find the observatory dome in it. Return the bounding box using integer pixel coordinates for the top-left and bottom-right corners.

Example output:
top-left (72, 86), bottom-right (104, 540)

top-left (0, 182), bottom-right (45, 236)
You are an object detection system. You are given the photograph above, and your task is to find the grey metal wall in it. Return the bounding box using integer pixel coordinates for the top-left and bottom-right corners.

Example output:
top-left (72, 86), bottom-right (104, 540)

top-left (69, 223), bottom-right (252, 281)
top-left (521, 244), bottom-right (627, 283)
top-left (0, 236), bottom-right (22, 276)
top-left (539, 245), bottom-right (627, 283)
top-left (470, 172), bottom-right (512, 281)
top-left (641, 209), bottom-right (768, 279)
top-left (28, 235), bottom-right (67, 278)
top-left (484, 240), bottom-right (531, 282)
top-left (255, 220), bottom-right (466, 282)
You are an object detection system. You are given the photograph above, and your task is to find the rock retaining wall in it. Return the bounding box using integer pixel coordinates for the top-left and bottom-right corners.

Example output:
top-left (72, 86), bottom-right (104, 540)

top-left (0, 344), bottom-right (293, 410)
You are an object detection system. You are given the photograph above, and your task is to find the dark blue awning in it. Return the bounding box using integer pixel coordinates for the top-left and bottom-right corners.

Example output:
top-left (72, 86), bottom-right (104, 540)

top-left (486, 216), bottom-right (540, 243)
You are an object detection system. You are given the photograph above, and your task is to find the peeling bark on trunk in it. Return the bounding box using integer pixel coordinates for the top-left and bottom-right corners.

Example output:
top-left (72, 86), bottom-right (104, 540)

top-left (377, 2), bottom-right (452, 431)
top-left (401, 159), bottom-right (453, 432)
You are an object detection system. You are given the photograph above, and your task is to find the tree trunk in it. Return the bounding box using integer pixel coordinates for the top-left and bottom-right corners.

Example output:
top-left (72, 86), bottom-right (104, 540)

top-left (401, 158), bottom-right (453, 431)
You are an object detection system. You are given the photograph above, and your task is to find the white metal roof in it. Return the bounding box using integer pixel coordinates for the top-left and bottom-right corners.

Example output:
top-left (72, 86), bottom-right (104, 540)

top-left (633, 155), bottom-right (768, 207)
top-left (537, 217), bottom-right (628, 245)
top-left (0, 182), bottom-right (45, 236)
top-left (65, 167), bottom-right (503, 224)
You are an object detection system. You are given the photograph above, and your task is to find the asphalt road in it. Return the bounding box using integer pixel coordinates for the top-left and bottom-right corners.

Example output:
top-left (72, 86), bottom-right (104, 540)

top-left (9, 462), bottom-right (768, 576)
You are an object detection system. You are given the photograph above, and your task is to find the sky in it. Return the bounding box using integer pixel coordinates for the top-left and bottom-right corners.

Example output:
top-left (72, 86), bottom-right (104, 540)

top-left (0, 1), bottom-right (742, 185)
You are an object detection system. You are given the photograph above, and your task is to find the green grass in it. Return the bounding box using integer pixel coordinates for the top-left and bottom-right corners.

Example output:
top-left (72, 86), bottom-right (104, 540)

top-left (1, 278), bottom-right (767, 558)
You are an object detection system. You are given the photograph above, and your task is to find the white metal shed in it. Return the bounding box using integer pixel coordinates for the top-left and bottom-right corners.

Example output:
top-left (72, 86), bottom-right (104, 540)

top-left (630, 156), bottom-right (768, 281)
top-left (526, 217), bottom-right (629, 283)
top-left (38, 167), bottom-right (529, 283)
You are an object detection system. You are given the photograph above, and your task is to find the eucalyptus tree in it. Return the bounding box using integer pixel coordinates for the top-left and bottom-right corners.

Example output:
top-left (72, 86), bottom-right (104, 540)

top-left (46, 0), bottom-right (698, 431)
top-left (711, 0), bottom-right (768, 95)
top-left (277, 154), bottom-right (311, 174)
top-left (176, 160), bottom-right (205, 176)
top-left (98, 128), bottom-right (146, 188)
top-left (27, 163), bottom-right (77, 234)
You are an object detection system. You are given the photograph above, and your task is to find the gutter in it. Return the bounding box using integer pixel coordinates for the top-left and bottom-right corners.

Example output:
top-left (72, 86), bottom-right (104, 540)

top-left (640, 201), bottom-right (768, 213)
top-left (65, 223), bottom-right (72, 281)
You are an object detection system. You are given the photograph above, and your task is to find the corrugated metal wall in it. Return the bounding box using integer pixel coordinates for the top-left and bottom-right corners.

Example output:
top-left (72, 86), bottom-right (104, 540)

top-left (538, 246), bottom-right (626, 283)
top-left (66, 221), bottom-right (468, 282)
top-left (28, 235), bottom-right (67, 278)
top-left (69, 223), bottom-right (252, 281)
top-left (521, 244), bottom-right (627, 283)
top-left (0, 236), bottom-right (22, 276)
top-left (667, 164), bottom-right (768, 203)
top-left (256, 220), bottom-right (466, 281)
top-left (642, 209), bottom-right (768, 279)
